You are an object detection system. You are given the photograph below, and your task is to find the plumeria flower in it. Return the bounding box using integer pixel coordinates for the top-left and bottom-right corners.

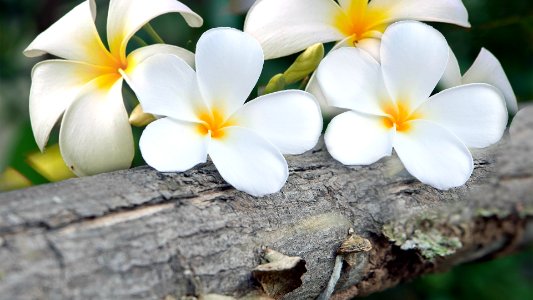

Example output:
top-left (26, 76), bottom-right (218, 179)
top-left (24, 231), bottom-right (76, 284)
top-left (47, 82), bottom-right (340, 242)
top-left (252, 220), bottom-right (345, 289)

top-left (244, 0), bottom-right (469, 60)
top-left (440, 47), bottom-right (518, 115)
top-left (317, 21), bottom-right (508, 190)
top-left (24, 0), bottom-right (202, 176)
top-left (126, 28), bottom-right (323, 197)
top-left (244, 0), bottom-right (470, 117)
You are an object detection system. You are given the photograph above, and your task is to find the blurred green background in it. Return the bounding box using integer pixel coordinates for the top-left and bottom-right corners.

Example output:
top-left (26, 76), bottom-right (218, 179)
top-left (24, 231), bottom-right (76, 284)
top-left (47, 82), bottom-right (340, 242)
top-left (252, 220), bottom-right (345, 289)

top-left (363, 247), bottom-right (533, 300)
top-left (0, 0), bottom-right (532, 298)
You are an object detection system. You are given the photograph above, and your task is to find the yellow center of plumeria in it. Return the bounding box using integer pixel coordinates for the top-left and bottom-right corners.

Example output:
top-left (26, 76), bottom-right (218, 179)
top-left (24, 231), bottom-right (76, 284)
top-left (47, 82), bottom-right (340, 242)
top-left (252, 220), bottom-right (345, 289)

top-left (91, 41), bottom-right (132, 89)
top-left (334, 0), bottom-right (389, 44)
top-left (381, 101), bottom-right (421, 132)
top-left (196, 108), bottom-right (235, 139)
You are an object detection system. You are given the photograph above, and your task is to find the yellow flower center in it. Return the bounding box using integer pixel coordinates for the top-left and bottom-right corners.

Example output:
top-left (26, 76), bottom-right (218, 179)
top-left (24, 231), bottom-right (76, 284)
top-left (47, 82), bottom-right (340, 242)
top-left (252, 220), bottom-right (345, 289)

top-left (196, 108), bottom-right (235, 139)
top-left (87, 36), bottom-right (131, 90)
top-left (334, 0), bottom-right (389, 43)
top-left (381, 101), bottom-right (421, 132)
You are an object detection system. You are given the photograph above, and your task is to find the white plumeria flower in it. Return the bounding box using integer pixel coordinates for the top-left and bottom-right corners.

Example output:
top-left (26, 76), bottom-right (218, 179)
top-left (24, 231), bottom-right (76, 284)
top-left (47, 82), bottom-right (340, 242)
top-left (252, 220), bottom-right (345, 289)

top-left (317, 21), bottom-right (508, 190)
top-left (126, 28), bottom-right (323, 197)
top-left (24, 0), bottom-right (202, 176)
top-left (244, 0), bottom-right (469, 60)
top-left (440, 47), bottom-right (518, 115)
top-left (244, 0), bottom-right (470, 117)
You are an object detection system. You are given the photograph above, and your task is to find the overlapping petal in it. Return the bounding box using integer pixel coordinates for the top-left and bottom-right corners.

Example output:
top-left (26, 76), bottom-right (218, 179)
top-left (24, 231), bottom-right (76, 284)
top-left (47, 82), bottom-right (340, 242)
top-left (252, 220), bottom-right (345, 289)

top-left (244, 0), bottom-right (345, 59)
top-left (463, 48), bottom-right (518, 114)
top-left (317, 47), bottom-right (388, 115)
top-left (196, 28), bottom-right (264, 116)
top-left (439, 48), bottom-right (518, 115)
top-left (419, 84), bottom-right (508, 148)
top-left (209, 127), bottom-right (288, 197)
top-left (125, 54), bottom-right (205, 123)
top-left (23, 0), bottom-right (115, 66)
top-left (29, 60), bottom-right (111, 150)
top-left (126, 44), bottom-right (195, 70)
top-left (140, 118), bottom-right (209, 172)
top-left (325, 111), bottom-right (394, 165)
top-left (107, 0), bottom-right (203, 62)
top-left (439, 47), bottom-right (463, 88)
top-left (234, 90), bottom-right (322, 155)
top-left (356, 38), bottom-right (382, 61)
top-left (381, 21), bottom-right (449, 110)
top-left (369, 0), bottom-right (470, 27)
top-left (305, 73), bottom-right (347, 117)
top-left (59, 76), bottom-right (134, 177)
top-left (393, 120), bottom-right (473, 190)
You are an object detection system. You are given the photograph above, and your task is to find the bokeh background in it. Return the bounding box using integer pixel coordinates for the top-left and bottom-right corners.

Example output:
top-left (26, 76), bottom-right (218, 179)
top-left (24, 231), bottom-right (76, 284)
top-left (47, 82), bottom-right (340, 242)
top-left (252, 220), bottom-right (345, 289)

top-left (0, 0), bottom-right (532, 298)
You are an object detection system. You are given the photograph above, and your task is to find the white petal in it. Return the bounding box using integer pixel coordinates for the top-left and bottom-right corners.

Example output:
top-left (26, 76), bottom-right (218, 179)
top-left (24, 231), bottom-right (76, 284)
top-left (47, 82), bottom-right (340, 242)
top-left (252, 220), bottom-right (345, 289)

top-left (59, 76), bottom-right (134, 176)
top-left (234, 90), bottom-right (323, 155)
top-left (393, 120), bottom-right (473, 190)
top-left (381, 21), bottom-right (449, 110)
top-left (316, 47), bottom-right (388, 115)
top-left (140, 118), bottom-right (208, 172)
top-left (244, 0), bottom-right (345, 59)
top-left (209, 127), bottom-right (288, 197)
top-left (418, 84), bottom-right (508, 148)
top-left (332, 35), bottom-right (356, 49)
top-left (439, 47), bottom-right (463, 88)
top-left (29, 60), bottom-right (110, 150)
top-left (369, 0), bottom-right (470, 27)
top-left (462, 48), bottom-right (518, 114)
top-left (196, 28), bottom-right (263, 117)
top-left (305, 72), bottom-right (347, 119)
top-left (325, 111), bottom-right (394, 165)
top-left (305, 36), bottom-right (352, 119)
top-left (357, 37), bottom-right (382, 61)
top-left (23, 0), bottom-right (115, 66)
top-left (125, 54), bottom-right (205, 123)
top-left (107, 0), bottom-right (202, 61)
top-left (126, 44), bottom-right (195, 69)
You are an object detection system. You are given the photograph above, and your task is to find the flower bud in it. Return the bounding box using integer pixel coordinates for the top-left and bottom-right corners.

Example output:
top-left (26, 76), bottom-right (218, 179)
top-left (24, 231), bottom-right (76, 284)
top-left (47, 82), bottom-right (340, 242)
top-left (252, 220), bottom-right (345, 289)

top-left (263, 73), bottom-right (286, 95)
top-left (284, 43), bottom-right (324, 84)
top-left (129, 104), bottom-right (156, 127)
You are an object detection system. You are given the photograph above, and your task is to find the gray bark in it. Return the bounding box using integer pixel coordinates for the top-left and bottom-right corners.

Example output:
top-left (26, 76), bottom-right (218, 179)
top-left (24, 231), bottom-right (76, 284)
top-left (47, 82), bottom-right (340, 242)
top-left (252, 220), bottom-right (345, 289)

top-left (1, 106), bottom-right (532, 300)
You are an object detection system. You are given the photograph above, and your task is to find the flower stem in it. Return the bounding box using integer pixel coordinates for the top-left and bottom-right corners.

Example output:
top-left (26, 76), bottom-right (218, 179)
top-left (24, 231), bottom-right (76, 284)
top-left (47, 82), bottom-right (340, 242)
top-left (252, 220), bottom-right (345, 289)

top-left (477, 14), bottom-right (533, 30)
top-left (143, 23), bottom-right (165, 44)
top-left (132, 36), bottom-right (148, 47)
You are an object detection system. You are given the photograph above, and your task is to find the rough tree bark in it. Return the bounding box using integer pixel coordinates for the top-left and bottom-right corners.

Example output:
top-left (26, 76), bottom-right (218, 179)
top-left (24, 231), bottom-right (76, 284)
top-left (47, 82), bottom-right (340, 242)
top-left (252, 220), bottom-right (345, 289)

top-left (1, 107), bottom-right (532, 300)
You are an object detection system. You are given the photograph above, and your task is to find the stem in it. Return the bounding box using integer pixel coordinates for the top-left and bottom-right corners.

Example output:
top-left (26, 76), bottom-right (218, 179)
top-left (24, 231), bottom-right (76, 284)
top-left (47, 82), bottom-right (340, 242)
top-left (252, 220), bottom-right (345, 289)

top-left (143, 23), bottom-right (165, 44)
top-left (317, 255), bottom-right (344, 300)
top-left (477, 14), bottom-right (533, 30)
top-left (131, 36), bottom-right (148, 47)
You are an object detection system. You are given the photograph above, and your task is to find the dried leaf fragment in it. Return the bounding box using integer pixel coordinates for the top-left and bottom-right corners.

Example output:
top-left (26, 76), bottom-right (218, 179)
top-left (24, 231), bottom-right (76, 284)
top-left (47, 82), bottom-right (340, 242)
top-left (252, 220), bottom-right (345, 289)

top-left (252, 248), bottom-right (307, 299)
top-left (338, 235), bottom-right (372, 254)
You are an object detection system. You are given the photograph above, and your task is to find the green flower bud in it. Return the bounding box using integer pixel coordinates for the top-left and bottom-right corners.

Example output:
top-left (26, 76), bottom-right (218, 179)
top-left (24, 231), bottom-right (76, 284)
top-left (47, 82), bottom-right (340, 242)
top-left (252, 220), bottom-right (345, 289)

top-left (263, 73), bottom-right (287, 95)
top-left (283, 43), bottom-right (324, 84)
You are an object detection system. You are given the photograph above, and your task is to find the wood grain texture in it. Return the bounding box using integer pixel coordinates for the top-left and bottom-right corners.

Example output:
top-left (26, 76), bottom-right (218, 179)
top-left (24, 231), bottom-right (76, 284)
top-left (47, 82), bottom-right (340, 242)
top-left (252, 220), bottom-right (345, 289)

top-left (1, 106), bottom-right (532, 300)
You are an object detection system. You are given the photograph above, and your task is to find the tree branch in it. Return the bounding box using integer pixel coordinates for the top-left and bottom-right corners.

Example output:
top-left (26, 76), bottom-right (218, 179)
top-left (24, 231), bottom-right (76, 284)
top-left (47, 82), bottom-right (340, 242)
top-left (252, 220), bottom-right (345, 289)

top-left (1, 107), bottom-right (532, 300)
